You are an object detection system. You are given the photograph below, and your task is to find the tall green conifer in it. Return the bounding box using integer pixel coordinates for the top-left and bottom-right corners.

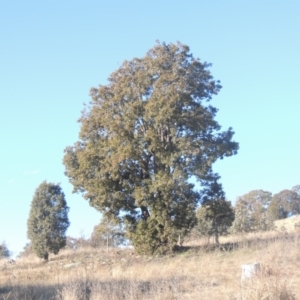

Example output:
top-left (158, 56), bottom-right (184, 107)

top-left (27, 181), bottom-right (70, 260)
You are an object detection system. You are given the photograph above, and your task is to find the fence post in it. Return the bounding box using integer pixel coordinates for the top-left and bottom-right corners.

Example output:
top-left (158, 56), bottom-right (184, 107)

top-left (241, 262), bottom-right (260, 282)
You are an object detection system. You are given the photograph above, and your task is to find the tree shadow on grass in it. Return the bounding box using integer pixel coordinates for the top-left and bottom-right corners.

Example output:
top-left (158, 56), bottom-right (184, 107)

top-left (0, 283), bottom-right (60, 300)
top-left (0, 277), bottom-right (199, 300)
top-left (178, 231), bottom-right (300, 254)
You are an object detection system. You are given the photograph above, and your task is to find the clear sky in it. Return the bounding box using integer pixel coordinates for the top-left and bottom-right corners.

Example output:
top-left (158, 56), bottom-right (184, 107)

top-left (1, 0), bottom-right (300, 257)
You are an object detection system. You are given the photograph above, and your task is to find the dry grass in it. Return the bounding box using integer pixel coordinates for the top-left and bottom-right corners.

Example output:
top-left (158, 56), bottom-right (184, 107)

top-left (1, 230), bottom-right (300, 299)
top-left (274, 215), bottom-right (300, 232)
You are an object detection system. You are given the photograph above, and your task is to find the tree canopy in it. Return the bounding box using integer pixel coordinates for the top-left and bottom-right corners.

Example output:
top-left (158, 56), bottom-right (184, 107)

top-left (91, 215), bottom-right (126, 250)
top-left (231, 190), bottom-right (273, 233)
top-left (63, 42), bottom-right (238, 254)
top-left (268, 189), bottom-right (300, 220)
top-left (27, 181), bottom-right (70, 260)
top-left (195, 174), bottom-right (234, 244)
top-left (196, 199), bottom-right (234, 244)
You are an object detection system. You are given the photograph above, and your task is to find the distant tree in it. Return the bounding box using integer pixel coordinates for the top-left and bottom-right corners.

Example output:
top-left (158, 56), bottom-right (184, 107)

top-left (268, 189), bottom-right (300, 220)
top-left (195, 200), bottom-right (234, 244)
top-left (65, 235), bottom-right (91, 250)
top-left (231, 190), bottom-right (273, 233)
top-left (91, 215), bottom-right (126, 250)
top-left (27, 181), bottom-right (70, 260)
top-left (195, 173), bottom-right (234, 244)
top-left (292, 185), bottom-right (300, 196)
top-left (63, 42), bottom-right (238, 255)
top-left (192, 206), bottom-right (213, 242)
top-left (18, 243), bottom-right (33, 258)
top-left (0, 241), bottom-right (10, 258)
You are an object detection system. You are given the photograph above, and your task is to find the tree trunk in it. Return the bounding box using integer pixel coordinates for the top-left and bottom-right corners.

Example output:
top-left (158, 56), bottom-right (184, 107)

top-left (43, 252), bottom-right (49, 261)
top-left (177, 234), bottom-right (183, 246)
top-left (214, 221), bottom-right (220, 245)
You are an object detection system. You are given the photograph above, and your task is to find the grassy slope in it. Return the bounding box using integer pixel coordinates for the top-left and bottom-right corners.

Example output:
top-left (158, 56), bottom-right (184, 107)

top-left (274, 214), bottom-right (300, 232)
top-left (1, 229), bottom-right (300, 299)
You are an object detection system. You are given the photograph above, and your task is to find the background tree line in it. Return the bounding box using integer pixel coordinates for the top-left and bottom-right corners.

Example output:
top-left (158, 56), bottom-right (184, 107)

top-left (191, 185), bottom-right (300, 244)
top-left (22, 182), bottom-right (300, 260)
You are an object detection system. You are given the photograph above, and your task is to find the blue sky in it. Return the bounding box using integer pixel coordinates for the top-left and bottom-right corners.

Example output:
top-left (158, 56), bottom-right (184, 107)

top-left (1, 1), bottom-right (300, 257)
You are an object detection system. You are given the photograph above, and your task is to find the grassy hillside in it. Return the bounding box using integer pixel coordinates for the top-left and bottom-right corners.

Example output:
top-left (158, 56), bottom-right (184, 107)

top-left (1, 229), bottom-right (299, 299)
top-left (274, 215), bottom-right (300, 232)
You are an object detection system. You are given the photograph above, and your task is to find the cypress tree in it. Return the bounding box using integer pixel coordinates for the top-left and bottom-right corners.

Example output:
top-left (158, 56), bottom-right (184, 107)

top-left (27, 181), bottom-right (70, 260)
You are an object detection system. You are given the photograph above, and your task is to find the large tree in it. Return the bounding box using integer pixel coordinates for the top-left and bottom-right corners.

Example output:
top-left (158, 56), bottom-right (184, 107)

top-left (63, 42), bottom-right (238, 254)
top-left (27, 181), bottom-right (70, 260)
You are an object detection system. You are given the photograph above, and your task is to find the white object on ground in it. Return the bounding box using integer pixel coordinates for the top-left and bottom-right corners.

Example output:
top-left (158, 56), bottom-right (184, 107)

top-left (241, 262), bottom-right (260, 281)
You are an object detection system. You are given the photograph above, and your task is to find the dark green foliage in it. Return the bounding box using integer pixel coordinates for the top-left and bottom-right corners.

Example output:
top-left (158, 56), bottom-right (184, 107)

top-left (63, 42), bottom-right (238, 254)
top-left (193, 206), bottom-right (213, 241)
top-left (231, 190), bottom-right (273, 233)
top-left (195, 174), bottom-right (234, 244)
top-left (0, 241), bottom-right (10, 258)
top-left (27, 181), bottom-right (70, 260)
top-left (268, 189), bottom-right (300, 220)
top-left (194, 200), bottom-right (234, 244)
top-left (128, 217), bottom-right (179, 254)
